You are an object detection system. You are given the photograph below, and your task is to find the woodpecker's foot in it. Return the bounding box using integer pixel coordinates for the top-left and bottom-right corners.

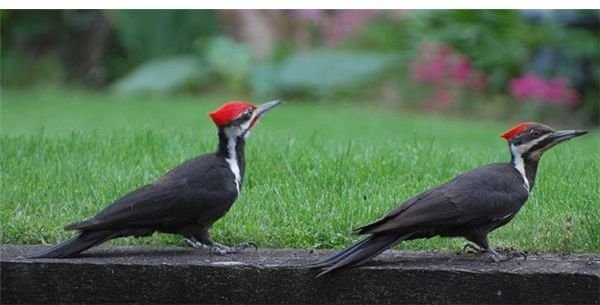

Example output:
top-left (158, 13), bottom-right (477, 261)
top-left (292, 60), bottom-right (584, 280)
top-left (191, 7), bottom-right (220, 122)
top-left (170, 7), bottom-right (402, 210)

top-left (462, 243), bottom-right (485, 254)
top-left (500, 250), bottom-right (527, 261)
top-left (485, 248), bottom-right (502, 262)
top-left (484, 248), bottom-right (527, 262)
top-left (210, 241), bottom-right (258, 255)
top-left (185, 237), bottom-right (210, 249)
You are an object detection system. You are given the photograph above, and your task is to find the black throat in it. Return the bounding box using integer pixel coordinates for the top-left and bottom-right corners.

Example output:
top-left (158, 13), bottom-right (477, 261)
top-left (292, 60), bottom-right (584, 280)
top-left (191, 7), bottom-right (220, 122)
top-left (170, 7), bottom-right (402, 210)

top-left (216, 128), bottom-right (246, 186)
top-left (510, 148), bottom-right (540, 191)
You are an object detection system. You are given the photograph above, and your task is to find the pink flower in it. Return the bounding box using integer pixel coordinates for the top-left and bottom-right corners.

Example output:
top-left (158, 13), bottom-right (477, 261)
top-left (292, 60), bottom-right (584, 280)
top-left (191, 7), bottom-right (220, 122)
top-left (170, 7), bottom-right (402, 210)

top-left (410, 42), bottom-right (488, 110)
top-left (508, 73), bottom-right (580, 107)
top-left (451, 57), bottom-right (471, 84)
top-left (509, 74), bottom-right (544, 100)
top-left (410, 42), bottom-right (486, 89)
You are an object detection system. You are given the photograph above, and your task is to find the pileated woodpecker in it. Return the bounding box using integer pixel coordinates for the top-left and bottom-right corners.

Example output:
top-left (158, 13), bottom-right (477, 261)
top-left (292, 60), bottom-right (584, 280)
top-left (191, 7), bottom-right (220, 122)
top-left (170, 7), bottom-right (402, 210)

top-left (311, 122), bottom-right (587, 276)
top-left (25, 100), bottom-right (281, 258)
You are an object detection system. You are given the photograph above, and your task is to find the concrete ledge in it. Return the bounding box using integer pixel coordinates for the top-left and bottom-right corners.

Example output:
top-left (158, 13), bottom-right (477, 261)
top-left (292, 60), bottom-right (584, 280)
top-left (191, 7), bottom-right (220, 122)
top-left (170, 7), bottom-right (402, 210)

top-left (1, 244), bottom-right (599, 304)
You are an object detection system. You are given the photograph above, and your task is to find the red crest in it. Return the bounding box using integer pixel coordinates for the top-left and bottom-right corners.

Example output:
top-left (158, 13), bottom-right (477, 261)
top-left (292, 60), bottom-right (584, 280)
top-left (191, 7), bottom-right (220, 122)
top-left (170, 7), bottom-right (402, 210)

top-left (209, 101), bottom-right (256, 126)
top-left (501, 122), bottom-right (533, 140)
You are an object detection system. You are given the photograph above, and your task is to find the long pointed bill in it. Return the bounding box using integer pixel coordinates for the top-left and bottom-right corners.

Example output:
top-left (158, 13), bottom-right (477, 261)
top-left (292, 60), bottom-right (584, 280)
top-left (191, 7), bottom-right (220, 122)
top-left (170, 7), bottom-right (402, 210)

top-left (548, 129), bottom-right (588, 144)
top-left (247, 100), bottom-right (282, 131)
top-left (256, 100), bottom-right (282, 117)
top-left (537, 129), bottom-right (588, 153)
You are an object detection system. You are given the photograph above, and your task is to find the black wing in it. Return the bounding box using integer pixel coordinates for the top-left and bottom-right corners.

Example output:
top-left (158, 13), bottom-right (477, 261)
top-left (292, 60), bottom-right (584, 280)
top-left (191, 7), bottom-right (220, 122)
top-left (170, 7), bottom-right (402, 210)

top-left (354, 163), bottom-right (529, 235)
top-left (66, 154), bottom-right (238, 231)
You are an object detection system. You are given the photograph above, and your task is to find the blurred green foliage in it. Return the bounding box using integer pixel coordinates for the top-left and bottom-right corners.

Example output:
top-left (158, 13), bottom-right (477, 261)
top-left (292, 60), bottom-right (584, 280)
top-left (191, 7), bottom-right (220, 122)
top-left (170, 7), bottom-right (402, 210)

top-left (1, 10), bottom-right (598, 125)
top-left (1, 10), bottom-right (218, 87)
top-left (110, 55), bottom-right (208, 95)
top-left (279, 51), bottom-right (395, 93)
top-left (252, 51), bottom-right (397, 98)
top-left (202, 36), bottom-right (253, 94)
top-left (1, 11), bottom-right (79, 86)
top-left (107, 10), bottom-right (218, 65)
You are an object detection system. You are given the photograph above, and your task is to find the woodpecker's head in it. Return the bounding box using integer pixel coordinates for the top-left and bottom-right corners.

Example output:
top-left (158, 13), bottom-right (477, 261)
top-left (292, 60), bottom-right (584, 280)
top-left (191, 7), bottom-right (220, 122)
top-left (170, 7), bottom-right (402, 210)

top-left (209, 100), bottom-right (281, 138)
top-left (501, 122), bottom-right (587, 161)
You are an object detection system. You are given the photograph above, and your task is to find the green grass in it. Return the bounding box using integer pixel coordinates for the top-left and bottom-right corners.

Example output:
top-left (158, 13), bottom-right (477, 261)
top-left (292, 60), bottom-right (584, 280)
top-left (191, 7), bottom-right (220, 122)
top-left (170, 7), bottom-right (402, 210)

top-left (2, 88), bottom-right (599, 253)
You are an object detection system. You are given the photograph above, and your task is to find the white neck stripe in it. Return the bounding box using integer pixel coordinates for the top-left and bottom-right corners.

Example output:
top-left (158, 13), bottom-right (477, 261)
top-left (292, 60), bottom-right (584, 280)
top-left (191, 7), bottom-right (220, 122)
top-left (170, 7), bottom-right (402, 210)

top-left (225, 136), bottom-right (241, 193)
top-left (221, 114), bottom-right (258, 194)
top-left (510, 144), bottom-right (530, 192)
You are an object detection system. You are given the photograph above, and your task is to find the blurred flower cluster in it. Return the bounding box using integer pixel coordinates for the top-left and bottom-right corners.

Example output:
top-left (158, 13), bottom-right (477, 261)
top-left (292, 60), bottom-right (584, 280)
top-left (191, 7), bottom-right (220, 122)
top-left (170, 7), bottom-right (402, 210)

top-left (410, 42), bottom-right (487, 110)
top-left (509, 74), bottom-right (580, 108)
top-left (293, 10), bottom-right (381, 47)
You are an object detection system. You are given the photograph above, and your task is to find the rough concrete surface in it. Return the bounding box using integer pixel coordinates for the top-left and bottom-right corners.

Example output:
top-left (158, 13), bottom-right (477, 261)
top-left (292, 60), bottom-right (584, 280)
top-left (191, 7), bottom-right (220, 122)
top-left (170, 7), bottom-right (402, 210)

top-left (1, 244), bottom-right (599, 304)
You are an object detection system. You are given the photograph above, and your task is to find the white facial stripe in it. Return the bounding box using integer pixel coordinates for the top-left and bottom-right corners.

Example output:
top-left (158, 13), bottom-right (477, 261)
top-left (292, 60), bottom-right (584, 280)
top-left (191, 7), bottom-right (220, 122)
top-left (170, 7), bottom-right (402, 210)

top-left (510, 144), bottom-right (530, 192)
top-left (514, 133), bottom-right (551, 155)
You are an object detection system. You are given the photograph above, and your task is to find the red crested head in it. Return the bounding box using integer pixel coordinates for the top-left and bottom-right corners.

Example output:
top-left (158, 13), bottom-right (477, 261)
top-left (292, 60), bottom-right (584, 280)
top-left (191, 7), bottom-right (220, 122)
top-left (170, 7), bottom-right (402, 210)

top-left (500, 122), bottom-right (534, 141)
top-left (209, 101), bottom-right (257, 127)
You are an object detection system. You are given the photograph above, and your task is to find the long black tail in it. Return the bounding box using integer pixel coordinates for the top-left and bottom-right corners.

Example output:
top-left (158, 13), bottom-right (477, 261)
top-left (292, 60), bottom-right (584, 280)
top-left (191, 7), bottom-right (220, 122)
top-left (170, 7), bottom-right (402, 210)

top-left (310, 232), bottom-right (415, 277)
top-left (24, 231), bottom-right (114, 259)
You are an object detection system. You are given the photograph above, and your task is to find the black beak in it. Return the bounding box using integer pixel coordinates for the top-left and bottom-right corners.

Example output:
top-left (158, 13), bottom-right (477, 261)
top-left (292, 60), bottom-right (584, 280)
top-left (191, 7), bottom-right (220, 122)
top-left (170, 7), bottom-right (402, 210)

top-left (548, 129), bottom-right (588, 145)
top-left (256, 100), bottom-right (282, 117)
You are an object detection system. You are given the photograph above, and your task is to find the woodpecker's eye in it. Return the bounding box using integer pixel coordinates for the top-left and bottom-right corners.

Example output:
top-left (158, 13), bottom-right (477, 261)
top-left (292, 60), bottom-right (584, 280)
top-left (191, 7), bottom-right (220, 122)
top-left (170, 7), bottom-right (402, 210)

top-left (237, 110), bottom-right (253, 122)
top-left (530, 129), bottom-right (540, 137)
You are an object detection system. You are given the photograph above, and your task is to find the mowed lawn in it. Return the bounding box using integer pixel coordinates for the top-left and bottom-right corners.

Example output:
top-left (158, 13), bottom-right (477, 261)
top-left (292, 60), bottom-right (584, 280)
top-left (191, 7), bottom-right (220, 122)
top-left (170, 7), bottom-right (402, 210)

top-left (2, 89), bottom-right (599, 253)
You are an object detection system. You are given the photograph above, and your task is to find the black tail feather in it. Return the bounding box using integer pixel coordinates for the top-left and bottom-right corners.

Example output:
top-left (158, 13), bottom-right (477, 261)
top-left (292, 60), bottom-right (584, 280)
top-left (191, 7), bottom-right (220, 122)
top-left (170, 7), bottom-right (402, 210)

top-left (313, 232), bottom-right (415, 277)
top-left (24, 231), bottom-right (114, 259)
top-left (307, 237), bottom-right (371, 268)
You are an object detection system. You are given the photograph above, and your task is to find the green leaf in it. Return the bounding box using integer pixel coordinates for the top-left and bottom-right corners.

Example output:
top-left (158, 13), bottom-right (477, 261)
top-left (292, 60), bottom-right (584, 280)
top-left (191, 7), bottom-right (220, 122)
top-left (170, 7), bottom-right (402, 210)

top-left (254, 50), bottom-right (395, 96)
top-left (110, 55), bottom-right (208, 95)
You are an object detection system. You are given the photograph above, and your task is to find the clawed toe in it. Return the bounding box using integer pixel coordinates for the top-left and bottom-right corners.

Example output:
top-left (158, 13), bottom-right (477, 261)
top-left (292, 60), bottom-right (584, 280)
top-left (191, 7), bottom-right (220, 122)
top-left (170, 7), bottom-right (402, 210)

top-left (502, 250), bottom-right (527, 261)
top-left (462, 243), bottom-right (484, 254)
top-left (485, 247), bottom-right (527, 262)
top-left (210, 244), bottom-right (232, 255)
top-left (235, 241), bottom-right (258, 251)
top-left (210, 241), bottom-right (258, 255)
top-left (486, 248), bottom-right (502, 262)
top-left (185, 237), bottom-right (209, 249)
